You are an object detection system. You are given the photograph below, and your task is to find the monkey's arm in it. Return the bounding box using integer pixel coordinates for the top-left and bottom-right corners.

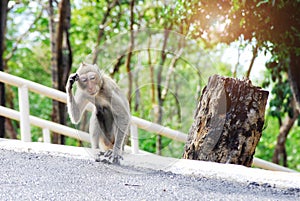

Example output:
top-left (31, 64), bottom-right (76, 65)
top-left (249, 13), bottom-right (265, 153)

top-left (66, 73), bottom-right (89, 124)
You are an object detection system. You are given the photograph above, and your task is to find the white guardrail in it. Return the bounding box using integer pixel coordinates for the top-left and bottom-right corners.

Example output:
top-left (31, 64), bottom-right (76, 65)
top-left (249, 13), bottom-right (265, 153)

top-left (0, 71), bottom-right (297, 173)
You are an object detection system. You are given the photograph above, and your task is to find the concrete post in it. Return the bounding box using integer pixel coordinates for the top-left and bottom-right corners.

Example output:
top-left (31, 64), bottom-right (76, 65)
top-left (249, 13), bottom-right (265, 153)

top-left (18, 85), bottom-right (31, 142)
top-left (130, 124), bottom-right (139, 154)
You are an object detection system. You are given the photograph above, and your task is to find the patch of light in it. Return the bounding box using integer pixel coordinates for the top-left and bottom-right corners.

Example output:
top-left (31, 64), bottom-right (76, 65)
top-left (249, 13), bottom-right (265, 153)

top-left (8, 1), bottom-right (15, 9)
top-left (221, 41), bottom-right (272, 84)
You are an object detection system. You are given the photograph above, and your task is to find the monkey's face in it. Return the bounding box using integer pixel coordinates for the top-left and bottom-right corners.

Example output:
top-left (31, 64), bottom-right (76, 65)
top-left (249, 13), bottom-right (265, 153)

top-left (78, 72), bottom-right (101, 96)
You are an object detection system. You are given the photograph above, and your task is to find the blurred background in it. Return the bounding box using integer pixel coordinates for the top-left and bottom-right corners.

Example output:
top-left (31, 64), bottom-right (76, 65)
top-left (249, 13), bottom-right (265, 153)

top-left (0, 0), bottom-right (299, 171)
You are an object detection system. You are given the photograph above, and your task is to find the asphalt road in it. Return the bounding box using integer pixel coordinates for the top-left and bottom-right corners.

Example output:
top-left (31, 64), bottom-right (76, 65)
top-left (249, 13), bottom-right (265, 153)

top-left (0, 149), bottom-right (299, 201)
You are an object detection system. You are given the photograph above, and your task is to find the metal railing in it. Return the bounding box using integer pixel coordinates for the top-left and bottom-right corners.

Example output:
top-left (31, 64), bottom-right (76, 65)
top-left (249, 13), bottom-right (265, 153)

top-left (0, 71), bottom-right (297, 172)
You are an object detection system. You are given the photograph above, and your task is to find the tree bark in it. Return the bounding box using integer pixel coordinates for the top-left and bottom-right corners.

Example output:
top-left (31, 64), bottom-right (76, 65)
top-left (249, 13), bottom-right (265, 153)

top-left (109, 54), bottom-right (124, 77)
top-left (183, 75), bottom-right (269, 167)
top-left (148, 36), bottom-right (155, 105)
top-left (288, 51), bottom-right (300, 110)
top-left (155, 29), bottom-right (170, 155)
top-left (273, 50), bottom-right (300, 166)
top-left (49, 0), bottom-right (72, 144)
top-left (161, 47), bottom-right (183, 100)
top-left (0, 0), bottom-right (8, 138)
top-left (134, 55), bottom-right (141, 112)
top-left (5, 88), bottom-right (18, 139)
top-left (124, 0), bottom-right (135, 109)
top-left (5, 118), bottom-right (17, 139)
top-left (57, 0), bottom-right (72, 144)
top-left (48, 0), bottom-right (59, 143)
top-left (92, 0), bottom-right (118, 64)
top-left (245, 43), bottom-right (258, 79)
top-left (173, 74), bottom-right (181, 124)
top-left (232, 36), bottom-right (242, 78)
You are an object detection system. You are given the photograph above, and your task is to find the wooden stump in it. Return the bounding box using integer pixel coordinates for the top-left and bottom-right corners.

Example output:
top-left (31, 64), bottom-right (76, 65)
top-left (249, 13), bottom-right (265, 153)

top-left (183, 75), bottom-right (269, 167)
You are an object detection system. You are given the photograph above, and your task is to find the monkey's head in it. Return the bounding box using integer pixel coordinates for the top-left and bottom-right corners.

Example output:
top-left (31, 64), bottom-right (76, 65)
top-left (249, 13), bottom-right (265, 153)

top-left (77, 62), bottom-right (103, 96)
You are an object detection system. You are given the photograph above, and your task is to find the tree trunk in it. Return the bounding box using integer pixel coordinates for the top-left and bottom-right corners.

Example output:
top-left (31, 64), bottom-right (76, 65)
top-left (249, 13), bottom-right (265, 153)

top-left (288, 51), bottom-right (300, 110)
top-left (155, 29), bottom-right (170, 155)
top-left (272, 98), bottom-right (299, 166)
top-left (109, 55), bottom-right (124, 77)
top-left (49, 0), bottom-right (59, 143)
top-left (232, 36), bottom-right (242, 78)
top-left (173, 74), bottom-right (181, 124)
top-left (5, 119), bottom-right (17, 139)
top-left (183, 75), bottom-right (269, 167)
top-left (92, 0), bottom-right (118, 64)
top-left (124, 0), bottom-right (135, 109)
top-left (56, 0), bottom-right (67, 144)
top-left (134, 56), bottom-right (141, 112)
top-left (148, 36), bottom-right (155, 105)
top-left (57, 0), bottom-right (72, 144)
top-left (49, 0), bottom-right (72, 144)
top-left (5, 88), bottom-right (18, 139)
top-left (0, 0), bottom-right (8, 138)
top-left (245, 43), bottom-right (258, 79)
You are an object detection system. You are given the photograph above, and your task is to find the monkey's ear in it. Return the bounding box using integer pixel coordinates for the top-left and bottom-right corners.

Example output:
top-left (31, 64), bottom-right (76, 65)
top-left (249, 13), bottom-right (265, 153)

top-left (93, 64), bottom-right (98, 68)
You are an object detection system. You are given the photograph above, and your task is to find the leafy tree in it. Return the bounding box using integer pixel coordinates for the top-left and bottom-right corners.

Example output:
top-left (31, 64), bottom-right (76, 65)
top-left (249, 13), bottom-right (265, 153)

top-left (3, 0), bottom-right (299, 170)
top-left (0, 0), bottom-right (9, 138)
top-left (48, 0), bottom-right (72, 144)
top-left (183, 0), bottom-right (300, 167)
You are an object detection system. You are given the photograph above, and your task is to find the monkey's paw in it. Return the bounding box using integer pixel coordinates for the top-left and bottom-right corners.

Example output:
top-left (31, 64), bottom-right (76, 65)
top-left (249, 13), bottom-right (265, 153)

top-left (70, 73), bottom-right (79, 83)
top-left (95, 151), bottom-right (105, 162)
top-left (95, 150), bottom-right (123, 165)
top-left (67, 73), bottom-right (79, 91)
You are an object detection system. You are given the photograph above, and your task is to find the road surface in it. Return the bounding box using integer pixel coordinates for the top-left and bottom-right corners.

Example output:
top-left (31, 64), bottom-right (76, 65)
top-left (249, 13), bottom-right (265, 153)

top-left (0, 148), bottom-right (299, 201)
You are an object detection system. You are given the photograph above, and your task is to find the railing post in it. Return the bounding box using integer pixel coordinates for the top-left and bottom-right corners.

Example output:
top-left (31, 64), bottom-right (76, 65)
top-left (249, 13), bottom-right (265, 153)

top-left (43, 128), bottom-right (51, 143)
top-left (130, 123), bottom-right (139, 154)
top-left (18, 85), bottom-right (31, 142)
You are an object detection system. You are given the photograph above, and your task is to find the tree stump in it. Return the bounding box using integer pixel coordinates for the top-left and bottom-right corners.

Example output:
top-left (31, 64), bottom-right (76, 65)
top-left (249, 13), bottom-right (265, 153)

top-left (183, 75), bottom-right (269, 167)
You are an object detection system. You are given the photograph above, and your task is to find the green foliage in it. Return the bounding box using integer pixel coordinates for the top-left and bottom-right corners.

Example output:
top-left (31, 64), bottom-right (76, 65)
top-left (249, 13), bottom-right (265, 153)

top-left (3, 0), bottom-right (299, 171)
top-left (255, 116), bottom-right (278, 162)
top-left (286, 127), bottom-right (300, 171)
top-left (255, 116), bottom-right (300, 171)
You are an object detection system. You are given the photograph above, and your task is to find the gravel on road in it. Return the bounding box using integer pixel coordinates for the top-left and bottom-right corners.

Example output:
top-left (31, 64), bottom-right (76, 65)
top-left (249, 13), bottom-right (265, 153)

top-left (0, 149), bottom-right (299, 201)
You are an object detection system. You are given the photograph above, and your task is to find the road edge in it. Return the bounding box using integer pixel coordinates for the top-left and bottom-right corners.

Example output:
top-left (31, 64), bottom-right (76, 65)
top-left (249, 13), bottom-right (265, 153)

top-left (1, 138), bottom-right (299, 189)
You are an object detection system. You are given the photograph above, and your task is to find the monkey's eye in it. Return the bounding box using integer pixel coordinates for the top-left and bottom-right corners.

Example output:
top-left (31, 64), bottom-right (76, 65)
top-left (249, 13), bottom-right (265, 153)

top-left (89, 75), bottom-right (95, 80)
top-left (80, 78), bottom-right (87, 82)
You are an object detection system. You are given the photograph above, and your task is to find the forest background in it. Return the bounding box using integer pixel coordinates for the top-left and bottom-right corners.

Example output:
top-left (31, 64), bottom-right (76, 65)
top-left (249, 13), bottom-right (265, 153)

top-left (0, 0), bottom-right (299, 171)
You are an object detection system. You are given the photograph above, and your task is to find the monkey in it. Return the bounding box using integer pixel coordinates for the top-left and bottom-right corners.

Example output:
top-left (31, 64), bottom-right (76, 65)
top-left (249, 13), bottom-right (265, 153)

top-left (66, 62), bottom-right (131, 165)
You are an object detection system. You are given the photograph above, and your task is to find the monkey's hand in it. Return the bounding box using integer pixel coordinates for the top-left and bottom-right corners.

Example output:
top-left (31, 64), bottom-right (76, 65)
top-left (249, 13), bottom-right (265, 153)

top-left (66, 73), bottom-right (79, 93)
top-left (96, 150), bottom-right (123, 165)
